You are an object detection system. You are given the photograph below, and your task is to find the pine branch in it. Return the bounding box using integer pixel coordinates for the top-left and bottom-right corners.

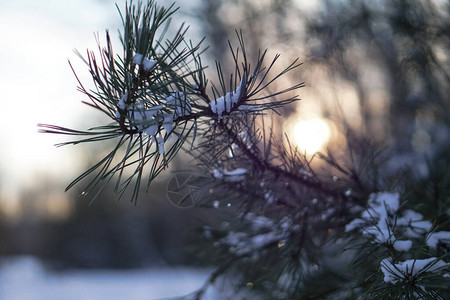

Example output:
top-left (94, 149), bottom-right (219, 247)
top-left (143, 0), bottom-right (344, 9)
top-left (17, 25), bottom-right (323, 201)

top-left (39, 1), bottom-right (305, 204)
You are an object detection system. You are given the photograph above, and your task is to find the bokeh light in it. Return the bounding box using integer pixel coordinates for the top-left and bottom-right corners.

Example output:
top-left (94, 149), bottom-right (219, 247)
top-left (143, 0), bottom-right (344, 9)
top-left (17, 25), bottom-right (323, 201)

top-left (292, 118), bottom-right (331, 154)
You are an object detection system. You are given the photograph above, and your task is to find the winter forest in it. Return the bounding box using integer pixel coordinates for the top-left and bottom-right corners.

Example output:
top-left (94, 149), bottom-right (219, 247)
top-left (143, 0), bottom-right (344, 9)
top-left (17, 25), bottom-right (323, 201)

top-left (1, 0), bottom-right (450, 299)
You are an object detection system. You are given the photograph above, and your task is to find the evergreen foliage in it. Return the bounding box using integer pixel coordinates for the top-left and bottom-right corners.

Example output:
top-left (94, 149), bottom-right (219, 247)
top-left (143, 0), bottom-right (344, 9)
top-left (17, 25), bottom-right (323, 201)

top-left (40, 1), bottom-right (449, 299)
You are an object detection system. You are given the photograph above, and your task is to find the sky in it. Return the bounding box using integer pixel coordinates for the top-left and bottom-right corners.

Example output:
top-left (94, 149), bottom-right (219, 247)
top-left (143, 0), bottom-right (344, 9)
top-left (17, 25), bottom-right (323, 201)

top-left (0, 0), bottom-right (126, 208)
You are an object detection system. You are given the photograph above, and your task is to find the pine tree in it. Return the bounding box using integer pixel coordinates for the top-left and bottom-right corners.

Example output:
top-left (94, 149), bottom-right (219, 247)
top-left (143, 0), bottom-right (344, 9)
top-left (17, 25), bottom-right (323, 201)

top-left (40, 1), bottom-right (449, 299)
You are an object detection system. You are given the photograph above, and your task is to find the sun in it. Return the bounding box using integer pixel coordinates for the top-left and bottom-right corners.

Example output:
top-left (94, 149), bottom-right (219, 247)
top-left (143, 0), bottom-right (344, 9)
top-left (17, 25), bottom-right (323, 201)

top-left (292, 118), bottom-right (331, 154)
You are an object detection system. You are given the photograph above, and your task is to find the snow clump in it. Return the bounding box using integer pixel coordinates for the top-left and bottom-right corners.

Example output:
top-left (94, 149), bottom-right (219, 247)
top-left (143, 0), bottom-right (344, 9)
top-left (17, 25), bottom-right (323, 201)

top-left (221, 214), bottom-right (290, 256)
top-left (114, 89), bottom-right (194, 155)
top-left (345, 192), bottom-right (400, 244)
top-left (426, 231), bottom-right (450, 249)
top-left (210, 76), bottom-right (246, 119)
top-left (392, 240), bottom-right (413, 252)
top-left (213, 168), bottom-right (247, 182)
top-left (166, 92), bottom-right (191, 119)
top-left (344, 192), bottom-right (441, 253)
top-left (133, 53), bottom-right (157, 71)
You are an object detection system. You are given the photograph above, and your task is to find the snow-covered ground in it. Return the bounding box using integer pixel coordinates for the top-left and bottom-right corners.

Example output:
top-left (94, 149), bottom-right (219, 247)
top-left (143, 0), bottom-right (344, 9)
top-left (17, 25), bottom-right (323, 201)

top-left (0, 256), bottom-right (219, 300)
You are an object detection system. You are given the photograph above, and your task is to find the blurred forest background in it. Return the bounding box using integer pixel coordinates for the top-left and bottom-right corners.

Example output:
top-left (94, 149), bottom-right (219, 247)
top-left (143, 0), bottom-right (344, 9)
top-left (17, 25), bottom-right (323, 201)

top-left (1, 0), bottom-right (449, 271)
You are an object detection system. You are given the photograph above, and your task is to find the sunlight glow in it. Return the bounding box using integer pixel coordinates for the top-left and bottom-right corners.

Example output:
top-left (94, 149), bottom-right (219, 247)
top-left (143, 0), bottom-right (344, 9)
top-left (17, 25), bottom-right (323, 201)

top-left (292, 118), bottom-right (331, 154)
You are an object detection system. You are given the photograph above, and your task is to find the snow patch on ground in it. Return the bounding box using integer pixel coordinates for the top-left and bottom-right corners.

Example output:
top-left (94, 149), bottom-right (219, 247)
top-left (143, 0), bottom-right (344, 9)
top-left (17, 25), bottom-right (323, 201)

top-left (0, 256), bottom-right (218, 300)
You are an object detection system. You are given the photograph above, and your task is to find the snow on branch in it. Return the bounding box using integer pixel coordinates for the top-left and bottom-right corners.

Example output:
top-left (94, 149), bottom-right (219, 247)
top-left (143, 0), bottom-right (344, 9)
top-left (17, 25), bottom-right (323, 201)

top-left (344, 192), bottom-right (439, 252)
top-left (345, 192), bottom-right (402, 244)
top-left (426, 231), bottom-right (450, 249)
top-left (213, 167), bottom-right (247, 182)
top-left (210, 76), bottom-right (246, 119)
top-left (220, 214), bottom-right (290, 256)
top-left (39, 0), bottom-right (304, 205)
top-left (133, 53), bottom-right (157, 71)
top-left (165, 92), bottom-right (191, 119)
top-left (381, 257), bottom-right (449, 284)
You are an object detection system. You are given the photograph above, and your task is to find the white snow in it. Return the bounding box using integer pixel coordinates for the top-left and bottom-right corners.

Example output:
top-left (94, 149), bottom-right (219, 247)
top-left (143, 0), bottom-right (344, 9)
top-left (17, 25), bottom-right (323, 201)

top-left (396, 209), bottom-right (432, 238)
top-left (380, 257), bottom-right (449, 284)
top-left (118, 92), bottom-right (127, 110)
top-left (221, 214), bottom-right (289, 256)
top-left (135, 109), bottom-right (159, 126)
top-left (397, 210), bottom-right (424, 225)
top-left (133, 53), bottom-right (144, 64)
top-left (393, 240), bottom-right (412, 251)
top-left (133, 53), bottom-right (157, 71)
top-left (162, 113), bottom-right (174, 134)
top-left (210, 76), bottom-right (246, 118)
top-left (212, 169), bottom-right (222, 179)
top-left (174, 104), bottom-right (191, 118)
top-left (368, 192), bottom-right (400, 213)
top-left (156, 136), bottom-right (164, 154)
top-left (165, 92), bottom-right (191, 119)
top-left (222, 231), bottom-right (285, 256)
top-left (403, 220), bottom-right (433, 239)
top-left (264, 190), bottom-right (275, 204)
top-left (412, 220), bottom-right (433, 232)
top-left (0, 256), bottom-right (218, 300)
top-left (121, 99), bottom-right (179, 142)
top-left (244, 213), bottom-right (274, 231)
top-left (144, 124), bottom-right (159, 137)
top-left (128, 105), bottom-right (162, 138)
top-left (166, 92), bottom-right (185, 105)
top-left (344, 218), bottom-right (365, 232)
top-left (222, 168), bottom-right (247, 176)
top-left (426, 231), bottom-right (450, 249)
top-left (133, 105), bottom-right (162, 125)
top-left (248, 232), bottom-right (281, 252)
top-left (213, 167), bottom-right (247, 182)
top-left (115, 92), bottom-right (128, 118)
top-left (344, 192), bottom-right (437, 250)
top-left (354, 192), bottom-right (400, 243)
top-left (364, 222), bottom-right (393, 243)
top-left (143, 59), bottom-right (157, 71)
